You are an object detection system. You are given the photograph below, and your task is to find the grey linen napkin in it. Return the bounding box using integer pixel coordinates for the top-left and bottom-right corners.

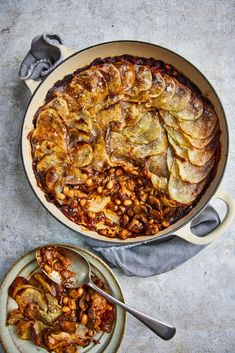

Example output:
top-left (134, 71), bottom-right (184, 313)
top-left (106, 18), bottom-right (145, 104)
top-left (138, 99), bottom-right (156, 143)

top-left (19, 35), bottom-right (220, 277)
top-left (85, 205), bottom-right (220, 277)
top-left (19, 34), bottom-right (63, 80)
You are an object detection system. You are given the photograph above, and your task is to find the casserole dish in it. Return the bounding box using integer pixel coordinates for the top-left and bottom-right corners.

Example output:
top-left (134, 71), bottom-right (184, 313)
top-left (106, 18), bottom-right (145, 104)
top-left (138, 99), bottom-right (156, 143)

top-left (21, 40), bottom-right (234, 245)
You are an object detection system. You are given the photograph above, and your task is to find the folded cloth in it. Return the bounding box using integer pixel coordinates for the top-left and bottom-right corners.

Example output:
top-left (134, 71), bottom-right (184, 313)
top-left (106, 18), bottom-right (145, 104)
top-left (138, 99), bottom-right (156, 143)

top-left (85, 205), bottom-right (220, 277)
top-left (19, 35), bottom-right (221, 277)
top-left (19, 34), bottom-right (63, 81)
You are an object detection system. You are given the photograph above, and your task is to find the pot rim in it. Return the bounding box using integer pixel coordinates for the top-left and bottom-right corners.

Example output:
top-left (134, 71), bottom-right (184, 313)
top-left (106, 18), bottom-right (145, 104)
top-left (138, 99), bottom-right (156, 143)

top-left (20, 39), bottom-right (229, 245)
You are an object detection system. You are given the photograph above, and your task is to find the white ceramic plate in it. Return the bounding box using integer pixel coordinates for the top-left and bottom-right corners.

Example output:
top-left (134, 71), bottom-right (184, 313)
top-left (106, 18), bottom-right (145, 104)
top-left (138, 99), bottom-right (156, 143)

top-left (0, 244), bottom-right (126, 353)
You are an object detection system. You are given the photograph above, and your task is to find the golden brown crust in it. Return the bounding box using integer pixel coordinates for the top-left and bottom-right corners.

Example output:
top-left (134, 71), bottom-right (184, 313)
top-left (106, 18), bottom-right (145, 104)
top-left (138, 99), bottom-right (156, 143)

top-left (30, 55), bottom-right (220, 239)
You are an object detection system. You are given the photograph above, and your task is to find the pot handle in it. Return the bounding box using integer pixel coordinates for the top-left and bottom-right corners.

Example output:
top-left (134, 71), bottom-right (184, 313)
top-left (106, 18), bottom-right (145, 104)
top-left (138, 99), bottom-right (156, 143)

top-left (174, 186), bottom-right (235, 245)
top-left (25, 45), bottom-right (76, 95)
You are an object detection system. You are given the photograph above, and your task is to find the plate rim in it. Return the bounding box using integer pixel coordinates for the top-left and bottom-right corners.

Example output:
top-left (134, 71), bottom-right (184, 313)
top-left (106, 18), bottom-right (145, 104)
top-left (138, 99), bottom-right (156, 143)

top-left (0, 244), bottom-right (126, 353)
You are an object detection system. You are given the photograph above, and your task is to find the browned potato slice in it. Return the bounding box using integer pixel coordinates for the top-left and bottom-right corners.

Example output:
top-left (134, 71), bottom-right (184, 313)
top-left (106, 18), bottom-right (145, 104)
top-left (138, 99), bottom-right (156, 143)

top-left (70, 119), bottom-right (90, 133)
top-left (31, 273), bottom-right (57, 296)
top-left (67, 113), bottom-right (92, 144)
top-left (15, 287), bottom-right (47, 311)
top-left (171, 92), bottom-right (203, 120)
top-left (128, 113), bottom-right (162, 145)
top-left (133, 128), bottom-right (168, 158)
top-left (176, 156), bottom-right (215, 183)
top-left (69, 143), bottom-right (93, 167)
top-left (160, 110), bottom-right (179, 130)
top-left (24, 300), bottom-right (61, 326)
top-left (68, 127), bottom-right (90, 146)
top-left (179, 104), bottom-right (218, 139)
top-left (136, 68), bottom-right (165, 101)
top-left (51, 177), bottom-right (64, 198)
top-left (166, 146), bottom-right (174, 172)
top-left (31, 125), bottom-right (64, 147)
top-left (96, 63), bottom-right (121, 94)
top-left (16, 320), bottom-right (34, 340)
top-left (7, 309), bottom-right (24, 325)
top-left (103, 209), bottom-right (120, 225)
top-left (92, 94), bottom-right (123, 114)
top-left (44, 293), bottom-right (63, 318)
top-left (123, 112), bottom-right (152, 140)
top-left (133, 64), bottom-right (152, 91)
top-left (46, 174), bottom-right (66, 199)
top-left (168, 133), bottom-right (218, 167)
top-left (92, 143), bottom-right (109, 172)
top-left (126, 64), bottom-right (152, 97)
top-left (187, 135), bottom-right (218, 166)
top-left (62, 165), bottom-right (85, 185)
top-left (37, 153), bottom-right (67, 173)
top-left (151, 174), bottom-right (168, 192)
top-left (120, 101), bottom-right (146, 127)
top-left (168, 158), bottom-right (180, 178)
top-left (44, 331), bottom-right (74, 351)
top-left (30, 321), bottom-right (49, 346)
top-left (34, 140), bottom-right (66, 160)
top-left (168, 135), bottom-right (188, 160)
top-left (57, 321), bottom-right (77, 334)
top-left (148, 68), bottom-right (165, 97)
top-left (97, 103), bottom-right (122, 130)
top-left (109, 138), bottom-right (133, 166)
top-left (165, 125), bottom-right (191, 149)
top-left (168, 172), bottom-right (206, 204)
top-left (45, 166), bottom-right (63, 191)
top-left (115, 61), bottom-right (135, 91)
top-left (150, 74), bottom-right (176, 107)
top-left (46, 97), bottom-right (70, 120)
top-left (57, 92), bottom-right (79, 112)
top-left (184, 124), bottom-right (219, 149)
top-left (24, 302), bottom-right (46, 322)
top-left (141, 113), bottom-right (162, 143)
top-left (88, 196), bottom-right (111, 213)
top-left (79, 67), bottom-right (108, 89)
top-left (69, 68), bottom-right (108, 109)
top-left (10, 284), bottom-right (38, 303)
top-left (146, 153), bottom-right (168, 178)
top-left (160, 79), bottom-right (191, 112)
top-left (36, 109), bottom-right (67, 133)
top-left (164, 115), bottom-right (218, 150)
top-left (110, 148), bottom-right (132, 166)
top-left (8, 276), bottom-right (29, 298)
top-left (108, 131), bottom-right (129, 153)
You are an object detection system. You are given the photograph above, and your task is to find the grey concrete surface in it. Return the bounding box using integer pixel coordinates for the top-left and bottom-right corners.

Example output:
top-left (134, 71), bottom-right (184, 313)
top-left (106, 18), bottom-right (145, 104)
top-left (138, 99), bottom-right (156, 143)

top-left (0, 0), bottom-right (235, 352)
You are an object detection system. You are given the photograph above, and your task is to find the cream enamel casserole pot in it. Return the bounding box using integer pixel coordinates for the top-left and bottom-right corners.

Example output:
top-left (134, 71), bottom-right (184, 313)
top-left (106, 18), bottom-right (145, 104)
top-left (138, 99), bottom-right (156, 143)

top-left (21, 40), bottom-right (235, 245)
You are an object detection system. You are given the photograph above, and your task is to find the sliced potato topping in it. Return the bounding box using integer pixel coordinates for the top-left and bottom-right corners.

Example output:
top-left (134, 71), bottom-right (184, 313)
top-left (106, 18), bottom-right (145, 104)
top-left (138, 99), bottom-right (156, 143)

top-left (148, 68), bottom-right (165, 97)
top-left (179, 103), bottom-right (218, 139)
top-left (168, 174), bottom-right (206, 204)
top-left (96, 63), bottom-right (121, 94)
top-left (176, 156), bottom-right (215, 183)
top-left (151, 74), bottom-right (176, 107)
top-left (127, 64), bottom-right (152, 96)
top-left (46, 97), bottom-right (70, 120)
top-left (7, 269), bottom-right (115, 352)
top-left (160, 78), bottom-right (191, 112)
top-left (146, 153), bottom-right (169, 178)
top-left (69, 143), bottom-right (93, 168)
top-left (30, 57), bottom-right (220, 238)
top-left (171, 92), bottom-right (203, 120)
top-left (114, 61), bottom-right (135, 91)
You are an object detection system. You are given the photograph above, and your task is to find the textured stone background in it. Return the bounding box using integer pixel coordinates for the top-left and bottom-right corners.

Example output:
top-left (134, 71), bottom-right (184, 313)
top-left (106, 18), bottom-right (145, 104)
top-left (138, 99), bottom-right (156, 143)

top-left (0, 0), bottom-right (235, 352)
